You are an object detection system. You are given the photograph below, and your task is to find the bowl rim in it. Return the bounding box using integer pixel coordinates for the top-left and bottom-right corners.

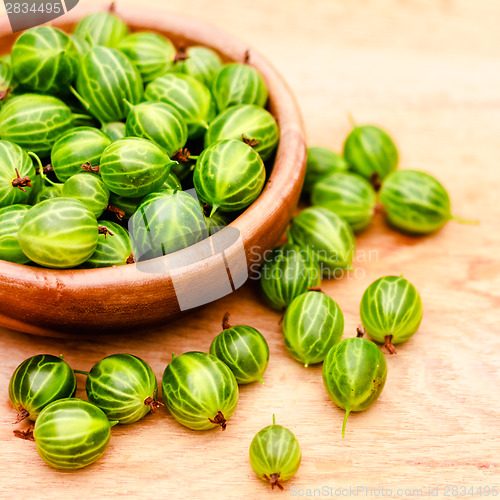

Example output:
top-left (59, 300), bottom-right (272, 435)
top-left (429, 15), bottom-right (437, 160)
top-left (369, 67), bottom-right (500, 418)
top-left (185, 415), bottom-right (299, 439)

top-left (0, 3), bottom-right (306, 335)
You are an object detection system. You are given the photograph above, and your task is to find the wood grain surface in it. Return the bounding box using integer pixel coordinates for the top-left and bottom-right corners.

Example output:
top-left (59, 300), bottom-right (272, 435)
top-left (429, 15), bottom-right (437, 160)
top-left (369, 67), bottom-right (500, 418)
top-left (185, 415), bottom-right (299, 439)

top-left (1, 0), bottom-right (499, 499)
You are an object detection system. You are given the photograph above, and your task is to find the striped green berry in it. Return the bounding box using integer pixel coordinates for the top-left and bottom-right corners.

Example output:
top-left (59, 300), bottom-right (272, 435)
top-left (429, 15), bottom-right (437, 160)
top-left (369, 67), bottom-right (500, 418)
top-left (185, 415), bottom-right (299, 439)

top-left (0, 94), bottom-right (74, 155)
top-left (125, 101), bottom-right (188, 156)
top-left (9, 354), bottom-right (76, 423)
top-left (76, 46), bottom-right (143, 124)
top-left (11, 27), bottom-right (79, 94)
top-left (51, 127), bottom-right (111, 182)
top-left (99, 137), bottom-right (174, 198)
top-left (0, 204), bottom-right (30, 264)
top-left (283, 291), bottom-right (344, 367)
top-left (322, 334), bottom-right (387, 437)
top-left (249, 416), bottom-right (301, 490)
top-left (102, 121), bottom-right (126, 141)
top-left (118, 32), bottom-right (175, 83)
top-left (145, 73), bottom-right (215, 138)
top-left (86, 354), bottom-right (160, 424)
top-left (311, 172), bottom-right (377, 232)
top-left (18, 198), bottom-right (98, 268)
top-left (130, 190), bottom-right (207, 260)
top-left (0, 140), bottom-right (35, 208)
top-left (34, 398), bottom-right (116, 470)
top-left (303, 147), bottom-right (349, 194)
top-left (343, 124), bottom-right (398, 181)
top-left (212, 63), bottom-right (268, 112)
top-left (82, 220), bottom-right (132, 268)
top-left (360, 275), bottom-right (423, 353)
top-left (379, 169), bottom-right (460, 234)
top-left (74, 12), bottom-right (129, 48)
top-left (193, 139), bottom-right (265, 215)
top-left (0, 58), bottom-right (12, 96)
top-left (205, 104), bottom-right (279, 161)
top-left (30, 182), bottom-right (63, 205)
top-left (210, 313), bottom-right (270, 384)
top-left (288, 207), bottom-right (355, 274)
top-left (69, 34), bottom-right (91, 59)
top-left (62, 172), bottom-right (110, 218)
top-left (171, 46), bottom-right (223, 88)
top-left (161, 351), bottom-right (239, 431)
top-left (259, 243), bottom-right (321, 310)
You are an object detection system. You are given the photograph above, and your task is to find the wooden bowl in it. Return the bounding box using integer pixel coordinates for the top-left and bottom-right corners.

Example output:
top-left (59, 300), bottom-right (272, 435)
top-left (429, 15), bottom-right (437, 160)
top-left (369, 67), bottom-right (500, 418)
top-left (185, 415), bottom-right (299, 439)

top-left (0, 3), bottom-right (306, 337)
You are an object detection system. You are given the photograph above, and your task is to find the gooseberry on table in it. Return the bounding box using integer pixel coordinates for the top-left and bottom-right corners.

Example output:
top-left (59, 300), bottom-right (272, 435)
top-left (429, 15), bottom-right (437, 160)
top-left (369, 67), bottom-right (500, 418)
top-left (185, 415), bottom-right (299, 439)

top-left (283, 290), bottom-right (344, 367)
top-left (8, 354), bottom-right (76, 423)
top-left (360, 275), bottom-right (423, 354)
top-left (311, 171), bottom-right (377, 232)
top-left (322, 329), bottom-right (388, 437)
top-left (161, 351), bottom-right (239, 431)
top-left (33, 398), bottom-right (116, 470)
top-left (210, 313), bottom-right (270, 384)
top-left (249, 415), bottom-right (301, 490)
top-left (302, 146), bottom-right (349, 194)
top-left (85, 353), bottom-right (162, 424)
top-left (259, 243), bottom-right (321, 310)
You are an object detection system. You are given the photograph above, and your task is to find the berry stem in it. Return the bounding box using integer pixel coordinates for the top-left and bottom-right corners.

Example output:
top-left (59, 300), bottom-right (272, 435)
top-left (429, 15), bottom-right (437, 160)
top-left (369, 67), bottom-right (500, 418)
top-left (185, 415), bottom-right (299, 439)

top-left (208, 410), bottom-right (227, 430)
top-left (11, 168), bottom-right (32, 192)
top-left (342, 408), bottom-right (351, 438)
top-left (13, 428), bottom-right (34, 441)
top-left (347, 112), bottom-right (357, 128)
top-left (384, 335), bottom-right (397, 355)
top-left (144, 397), bottom-right (165, 412)
top-left (13, 408), bottom-right (29, 424)
top-left (451, 215), bottom-right (480, 225)
top-left (73, 369), bottom-right (89, 376)
top-left (222, 312), bottom-right (232, 330)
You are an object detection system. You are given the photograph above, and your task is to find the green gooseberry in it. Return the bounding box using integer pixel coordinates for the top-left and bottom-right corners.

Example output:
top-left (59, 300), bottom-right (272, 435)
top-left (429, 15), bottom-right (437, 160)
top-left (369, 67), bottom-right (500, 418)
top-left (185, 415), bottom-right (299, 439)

top-left (108, 192), bottom-right (142, 220)
top-left (99, 137), bottom-right (175, 198)
top-left (343, 124), bottom-right (399, 181)
top-left (0, 57), bottom-right (12, 98)
top-left (205, 104), bottom-right (279, 161)
top-left (303, 146), bottom-right (349, 194)
top-left (82, 220), bottom-right (133, 268)
top-left (145, 73), bottom-right (216, 138)
top-left (193, 139), bottom-right (265, 215)
top-left (0, 94), bottom-right (74, 155)
top-left (379, 169), bottom-right (473, 234)
top-left (61, 172), bottom-right (110, 218)
top-left (203, 207), bottom-right (230, 235)
top-left (360, 275), bottom-right (423, 354)
top-left (161, 351), bottom-right (239, 431)
top-left (249, 415), bottom-right (301, 490)
top-left (86, 354), bottom-right (160, 424)
top-left (11, 27), bottom-right (79, 94)
top-left (288, 207), bottom-right (355, 274)
top-left (34, 398), bottom-right (116, 470)
top-left (283, 290), bottom-right (344, 367)
top-left (51, 126), bottom-right (112, 182)
top-left (9, 354), bottom-right (76, 423)
top-left (210, 312), bottom-right (270, 384)
top-left (30, 181), bottom-right (63, 205)
top-left (212, 63), bottom-right (268, 112)
top-left (125, 101), bottom-right (188, 156)
top-left (259, 243), bottom-right (321, 310)
top-left (69, 34), bottom-right (91, 59)
top-left (0, 139), bottom-right (35, 208)
top-left (118, 31), bottom-right (175, 83)
top-left (322, 332), bottom-right (387, 437)
top-left (0, 204), bottom-right (30, 264)
top-left (129, 191), bottom-right (208, 260)
top-left (171, 45), bottom-right (223, 88)
top-left (74, 11), bottom-right (129, 48)
top-left (18, 198), bottom-right (98, 268)
top-left (102, 121), bottom-right (126, 141)
top-left (311, 172), bottom-right (377, 232)
top-left (76, 46), bottom-right (143, 124)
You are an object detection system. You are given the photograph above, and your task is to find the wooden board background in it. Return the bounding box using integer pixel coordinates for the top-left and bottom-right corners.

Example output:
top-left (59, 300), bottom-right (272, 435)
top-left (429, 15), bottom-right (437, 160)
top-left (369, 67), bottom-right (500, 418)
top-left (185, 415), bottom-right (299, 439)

top-left (1, 0), bottom-right (500, 498)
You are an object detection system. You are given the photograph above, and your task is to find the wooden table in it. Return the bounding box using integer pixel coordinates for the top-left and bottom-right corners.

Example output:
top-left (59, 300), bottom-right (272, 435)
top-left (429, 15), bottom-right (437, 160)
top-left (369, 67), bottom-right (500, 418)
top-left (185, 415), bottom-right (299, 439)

top-left (1, 0), bottom-right (499, 498)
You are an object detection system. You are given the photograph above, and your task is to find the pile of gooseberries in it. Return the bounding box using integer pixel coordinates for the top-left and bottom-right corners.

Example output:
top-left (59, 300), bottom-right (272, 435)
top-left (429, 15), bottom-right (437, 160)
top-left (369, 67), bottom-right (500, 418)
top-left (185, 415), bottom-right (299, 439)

top-left (0, 10), bottom-right (279, 269)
